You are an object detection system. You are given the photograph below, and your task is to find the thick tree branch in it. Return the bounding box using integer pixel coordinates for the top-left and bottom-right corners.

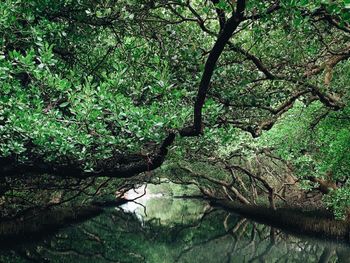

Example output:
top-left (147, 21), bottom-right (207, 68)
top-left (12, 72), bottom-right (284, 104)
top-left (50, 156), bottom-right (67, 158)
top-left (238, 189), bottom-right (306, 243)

top-left (304, 45), bottom-right (350, 85)
top-left (0, 133), bottom-right (175, 179)
top-left (180, 0), bottom-right (246, 136)
top-left (178, 165), bottom-right (251, 205)
top-left (243, 1), bottom-right (281, 21)
top-left (229, 44), bottom-right (275, 80)
top-left (313, 7), bottom-right (350, 34)
top-left (211, 0), bottom-right (226, 31)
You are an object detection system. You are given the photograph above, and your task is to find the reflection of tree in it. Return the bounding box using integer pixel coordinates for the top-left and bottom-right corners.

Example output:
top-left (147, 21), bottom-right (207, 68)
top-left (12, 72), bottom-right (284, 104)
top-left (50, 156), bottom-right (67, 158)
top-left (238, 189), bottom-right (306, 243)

top-left (0, 169), bottom-right (154, 220)
top-left (336, 248), bottom-right (350, 263)
top-left (0, 208), bottom-right (349, 263)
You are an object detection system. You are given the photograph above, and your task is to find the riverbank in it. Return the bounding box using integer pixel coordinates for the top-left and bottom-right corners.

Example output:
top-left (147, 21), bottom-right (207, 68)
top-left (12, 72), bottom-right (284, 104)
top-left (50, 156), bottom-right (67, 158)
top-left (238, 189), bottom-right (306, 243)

top-left (0, 198), bottom-right (128, 247)
top-left (212, 199), bottom-right (350, 243)
top-left (1, 195), bottom-right (349, 250)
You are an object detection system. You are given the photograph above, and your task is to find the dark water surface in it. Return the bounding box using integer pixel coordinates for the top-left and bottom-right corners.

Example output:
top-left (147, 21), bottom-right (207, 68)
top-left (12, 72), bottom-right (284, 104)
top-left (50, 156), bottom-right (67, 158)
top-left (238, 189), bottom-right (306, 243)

top-left (0, 194), bottom-right (349, 263)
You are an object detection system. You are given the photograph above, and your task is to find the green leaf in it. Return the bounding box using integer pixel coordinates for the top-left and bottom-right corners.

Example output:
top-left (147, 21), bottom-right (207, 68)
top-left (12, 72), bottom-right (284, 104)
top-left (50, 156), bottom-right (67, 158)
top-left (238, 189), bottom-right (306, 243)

top-left (59, 102), bottom-right (69, 108)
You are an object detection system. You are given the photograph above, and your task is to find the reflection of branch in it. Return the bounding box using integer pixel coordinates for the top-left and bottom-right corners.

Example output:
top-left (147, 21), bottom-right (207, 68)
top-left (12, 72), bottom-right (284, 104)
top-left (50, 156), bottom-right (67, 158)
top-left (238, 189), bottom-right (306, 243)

top-left (174, 221), bottom-right (239, 263)
top-left (318, 247), bottom-right (334, 263)
top-left (171, 206), bottom-right (216, 241)
top-left (42, 247), bottom-right (119, 263)
top-left (78, 226), bottom-right (102, 243)
top-left (248, 227), bottom-right (276, 263)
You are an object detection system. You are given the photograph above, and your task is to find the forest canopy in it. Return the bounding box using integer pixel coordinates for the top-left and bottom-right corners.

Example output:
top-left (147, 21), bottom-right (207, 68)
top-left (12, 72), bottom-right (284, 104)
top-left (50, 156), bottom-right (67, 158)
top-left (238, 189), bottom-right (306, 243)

top-left (0, 0), bottom-right (349, 218)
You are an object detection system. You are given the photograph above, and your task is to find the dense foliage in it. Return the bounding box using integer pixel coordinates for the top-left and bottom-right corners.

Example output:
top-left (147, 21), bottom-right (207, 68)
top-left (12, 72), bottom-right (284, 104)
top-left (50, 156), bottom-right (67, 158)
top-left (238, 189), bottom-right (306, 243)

top-left (0, 0), bottom-right (349, 218)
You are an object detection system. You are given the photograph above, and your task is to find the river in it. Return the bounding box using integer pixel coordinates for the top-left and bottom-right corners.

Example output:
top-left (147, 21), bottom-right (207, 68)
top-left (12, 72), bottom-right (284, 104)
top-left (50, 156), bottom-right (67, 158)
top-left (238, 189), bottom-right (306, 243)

top-left (0, 185), bottom-right (349, 262)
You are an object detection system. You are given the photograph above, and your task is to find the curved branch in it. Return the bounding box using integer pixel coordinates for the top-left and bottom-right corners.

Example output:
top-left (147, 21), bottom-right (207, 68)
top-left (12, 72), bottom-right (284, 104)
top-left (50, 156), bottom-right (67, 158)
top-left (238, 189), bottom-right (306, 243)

top-left (180, 0), bottom-right (246, 136)
top-left (0, 133), bottom-right (176, 179)
top-left (211, 0), bottom-right (226, 31)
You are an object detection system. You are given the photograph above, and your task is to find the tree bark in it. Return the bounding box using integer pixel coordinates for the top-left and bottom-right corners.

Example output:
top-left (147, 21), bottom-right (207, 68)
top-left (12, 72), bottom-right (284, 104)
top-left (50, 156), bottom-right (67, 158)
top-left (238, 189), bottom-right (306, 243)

top-left (180, 0), bottom-right (246, 136)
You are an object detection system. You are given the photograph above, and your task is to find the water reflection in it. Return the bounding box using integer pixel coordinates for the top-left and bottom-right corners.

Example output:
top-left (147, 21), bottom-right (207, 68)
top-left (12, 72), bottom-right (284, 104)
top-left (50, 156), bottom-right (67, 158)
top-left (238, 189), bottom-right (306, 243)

top-left (0, 195), bottom-right (349, 263)
top-left (119, 186), bottom-right (208, 226)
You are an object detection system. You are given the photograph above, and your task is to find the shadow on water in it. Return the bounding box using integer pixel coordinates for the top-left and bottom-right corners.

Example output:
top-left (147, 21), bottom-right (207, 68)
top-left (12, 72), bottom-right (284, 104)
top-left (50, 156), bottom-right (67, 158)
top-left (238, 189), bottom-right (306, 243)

top-left (0, 192), bottom-right (350, 262)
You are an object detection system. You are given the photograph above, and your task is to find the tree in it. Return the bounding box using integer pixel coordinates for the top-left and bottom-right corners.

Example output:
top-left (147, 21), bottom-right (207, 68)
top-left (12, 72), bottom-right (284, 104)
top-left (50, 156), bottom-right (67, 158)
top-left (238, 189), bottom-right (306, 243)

top-left (0, 0), bottom-right (349, 217)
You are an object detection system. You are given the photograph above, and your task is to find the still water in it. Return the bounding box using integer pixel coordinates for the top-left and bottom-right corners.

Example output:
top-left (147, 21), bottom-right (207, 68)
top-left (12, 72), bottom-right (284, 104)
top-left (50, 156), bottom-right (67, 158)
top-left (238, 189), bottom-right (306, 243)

top-left (0, 187), bottom-right (349, 263)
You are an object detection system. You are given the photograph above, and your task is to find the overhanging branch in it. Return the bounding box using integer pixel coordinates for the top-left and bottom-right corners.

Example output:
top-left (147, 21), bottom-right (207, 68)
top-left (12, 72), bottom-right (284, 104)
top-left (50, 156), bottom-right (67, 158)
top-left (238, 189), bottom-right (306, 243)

top-left (0, 133), bottom-right (175, 179)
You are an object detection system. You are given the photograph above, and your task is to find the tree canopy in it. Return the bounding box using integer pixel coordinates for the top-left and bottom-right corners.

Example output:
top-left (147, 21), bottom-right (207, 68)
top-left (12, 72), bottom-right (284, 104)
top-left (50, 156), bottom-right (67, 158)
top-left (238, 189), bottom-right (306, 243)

top-left (0, 0), bottom-right (349, 218)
